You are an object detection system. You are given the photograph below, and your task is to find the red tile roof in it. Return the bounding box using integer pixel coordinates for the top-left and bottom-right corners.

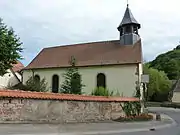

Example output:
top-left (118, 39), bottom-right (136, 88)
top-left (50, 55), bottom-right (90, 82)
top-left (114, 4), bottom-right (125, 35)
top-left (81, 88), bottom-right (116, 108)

top-left (24, 40), bottom-right (142, 70)
top-left (12, 61), bottom-right (24, 72)
top-left (0, 89), bottom-right (139, 102)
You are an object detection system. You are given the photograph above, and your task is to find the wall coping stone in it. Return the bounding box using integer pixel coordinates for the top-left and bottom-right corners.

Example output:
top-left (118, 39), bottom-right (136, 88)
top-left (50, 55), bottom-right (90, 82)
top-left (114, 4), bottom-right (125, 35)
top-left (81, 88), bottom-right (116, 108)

top-left (0, 89), bottom-right (139, 102)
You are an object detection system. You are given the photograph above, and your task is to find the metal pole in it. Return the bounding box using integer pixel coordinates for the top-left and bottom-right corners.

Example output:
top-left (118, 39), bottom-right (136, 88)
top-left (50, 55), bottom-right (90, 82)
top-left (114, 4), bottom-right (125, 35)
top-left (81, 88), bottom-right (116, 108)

top-left (145, 83), bottom-right (148, 102)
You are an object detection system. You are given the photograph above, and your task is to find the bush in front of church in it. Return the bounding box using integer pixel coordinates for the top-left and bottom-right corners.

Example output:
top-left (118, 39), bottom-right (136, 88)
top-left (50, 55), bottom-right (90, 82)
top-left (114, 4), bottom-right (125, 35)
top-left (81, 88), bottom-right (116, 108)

top-left (7, 76), bottom-right (48, 92)
top-left (25, 76), bottom-right (48, 92)
top-left (91, 87), bottom-right (113, 96)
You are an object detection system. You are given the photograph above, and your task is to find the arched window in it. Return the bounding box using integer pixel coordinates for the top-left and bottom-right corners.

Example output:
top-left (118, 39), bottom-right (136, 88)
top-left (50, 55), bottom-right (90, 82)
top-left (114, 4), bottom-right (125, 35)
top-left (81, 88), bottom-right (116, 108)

top-left (52, 75), bottom-right (59, 93)
top-left (34, 75), bottom-right (40, 83)
top-left (97, 73), bottom-right (106, 88)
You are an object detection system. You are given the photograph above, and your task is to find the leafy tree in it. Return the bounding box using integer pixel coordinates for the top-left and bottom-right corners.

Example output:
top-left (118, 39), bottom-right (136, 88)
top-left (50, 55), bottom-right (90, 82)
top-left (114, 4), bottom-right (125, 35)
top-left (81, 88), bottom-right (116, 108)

top-left (0, 18), bottom-right (23, 76)
top-left (143, 64), bottom-right (172, 101)
top-left (60, 56), bottom-right (85, 94)
top-left (163, 59), bottom-right (179, 79)
top-left (149, 47), bottom-right (180, 80)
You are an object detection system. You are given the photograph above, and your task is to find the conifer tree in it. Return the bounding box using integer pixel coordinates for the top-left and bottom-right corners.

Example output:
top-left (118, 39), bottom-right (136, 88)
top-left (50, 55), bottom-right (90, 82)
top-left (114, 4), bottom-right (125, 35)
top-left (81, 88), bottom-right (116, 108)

top-left (60, 56), bottom-right (85, 94)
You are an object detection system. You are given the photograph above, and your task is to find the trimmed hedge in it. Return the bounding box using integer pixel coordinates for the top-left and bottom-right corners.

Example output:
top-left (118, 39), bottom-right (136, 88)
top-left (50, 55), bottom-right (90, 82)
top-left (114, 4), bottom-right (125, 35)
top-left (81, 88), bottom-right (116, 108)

top-left (161, 102), bottom-right (180, 108)
top-left (114, 114), bottom-right (153, 122)
top-left (147, 102), bottom-right (180, 108)
top-left (146, 102), bottom-right (162, 107)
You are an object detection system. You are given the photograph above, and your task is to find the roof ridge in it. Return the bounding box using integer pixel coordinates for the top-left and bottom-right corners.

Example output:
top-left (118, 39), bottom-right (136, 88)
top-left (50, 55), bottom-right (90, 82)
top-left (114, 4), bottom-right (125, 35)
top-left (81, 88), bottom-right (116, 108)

top-left (44, 39), bottom-right (119, 50)
top-left (0, 89), bottom-right (139, 102)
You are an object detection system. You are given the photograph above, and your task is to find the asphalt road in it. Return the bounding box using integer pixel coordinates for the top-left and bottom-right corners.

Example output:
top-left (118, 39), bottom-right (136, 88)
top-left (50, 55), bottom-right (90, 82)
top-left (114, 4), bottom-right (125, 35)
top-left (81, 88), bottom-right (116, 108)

top-left (105, 108), bottom-right (180, 135)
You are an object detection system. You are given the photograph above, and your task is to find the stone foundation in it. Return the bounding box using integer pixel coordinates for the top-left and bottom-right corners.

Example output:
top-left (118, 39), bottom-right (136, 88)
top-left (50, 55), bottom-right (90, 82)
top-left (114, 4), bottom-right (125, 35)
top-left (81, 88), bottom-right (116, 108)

top-left (0, 98), bottom-right (125, 123)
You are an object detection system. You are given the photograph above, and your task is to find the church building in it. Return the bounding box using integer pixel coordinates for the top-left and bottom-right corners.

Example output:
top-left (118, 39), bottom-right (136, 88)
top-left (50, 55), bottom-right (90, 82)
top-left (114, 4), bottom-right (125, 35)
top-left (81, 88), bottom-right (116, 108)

top-left (22, 5), bottom-right (143, 97)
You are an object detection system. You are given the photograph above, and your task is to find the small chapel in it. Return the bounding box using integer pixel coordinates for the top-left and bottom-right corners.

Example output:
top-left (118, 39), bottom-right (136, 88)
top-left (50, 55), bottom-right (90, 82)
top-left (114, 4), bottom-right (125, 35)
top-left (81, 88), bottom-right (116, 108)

top-left (22, 4), bottom-right (143, 97)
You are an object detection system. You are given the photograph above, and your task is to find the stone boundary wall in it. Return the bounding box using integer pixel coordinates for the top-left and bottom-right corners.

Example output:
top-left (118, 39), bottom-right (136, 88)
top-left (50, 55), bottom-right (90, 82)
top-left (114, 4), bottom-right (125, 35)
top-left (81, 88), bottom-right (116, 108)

top-left (0, 89), bottom-right (139, 123)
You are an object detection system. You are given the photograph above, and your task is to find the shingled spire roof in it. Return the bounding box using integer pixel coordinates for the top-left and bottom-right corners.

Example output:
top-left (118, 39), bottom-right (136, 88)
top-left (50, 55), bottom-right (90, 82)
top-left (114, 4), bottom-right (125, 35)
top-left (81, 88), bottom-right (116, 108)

top-left (118, 4), bottom-right (140, 30)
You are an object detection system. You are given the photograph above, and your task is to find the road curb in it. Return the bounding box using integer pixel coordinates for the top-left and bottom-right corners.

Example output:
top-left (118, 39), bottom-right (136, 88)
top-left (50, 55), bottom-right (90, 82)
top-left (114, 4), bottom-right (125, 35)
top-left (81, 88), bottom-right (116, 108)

top-left (154, 114), bottom-right (177, 130)
top-left (17, 121), bottom-right (176, 135)
top-left (58, 113), bottom-right (177, 135)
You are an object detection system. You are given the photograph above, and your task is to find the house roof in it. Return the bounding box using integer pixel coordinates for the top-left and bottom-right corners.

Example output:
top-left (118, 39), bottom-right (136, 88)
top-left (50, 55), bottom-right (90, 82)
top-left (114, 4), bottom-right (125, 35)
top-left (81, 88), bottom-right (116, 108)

top-left (12, 61), bottom-right (24, 72)
top-left (118, 5), bottom-right (141, 30)
top-left (0, 89), bottom-right (139, 102)
top-left (24, 39), bottom-right (142, 70)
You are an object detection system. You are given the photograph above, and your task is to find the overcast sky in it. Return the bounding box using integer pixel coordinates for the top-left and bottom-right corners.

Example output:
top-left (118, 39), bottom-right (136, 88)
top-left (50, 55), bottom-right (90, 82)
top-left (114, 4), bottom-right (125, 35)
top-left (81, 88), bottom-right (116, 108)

top-left (0, 0), bottom-right (180, 66)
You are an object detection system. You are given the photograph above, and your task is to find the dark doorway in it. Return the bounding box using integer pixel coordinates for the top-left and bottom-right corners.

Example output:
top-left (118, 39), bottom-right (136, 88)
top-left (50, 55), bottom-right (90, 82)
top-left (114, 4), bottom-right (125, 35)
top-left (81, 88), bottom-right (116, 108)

top-left (52, 75), bottom-right (59, 93)
top-left (97, 73), bottom-right (106, 88)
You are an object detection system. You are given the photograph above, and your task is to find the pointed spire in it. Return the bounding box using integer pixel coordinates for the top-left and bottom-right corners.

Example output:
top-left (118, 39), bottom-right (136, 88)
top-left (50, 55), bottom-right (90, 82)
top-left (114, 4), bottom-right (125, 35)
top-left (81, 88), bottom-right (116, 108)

top-left (118, 5), bottom-right (140, 30)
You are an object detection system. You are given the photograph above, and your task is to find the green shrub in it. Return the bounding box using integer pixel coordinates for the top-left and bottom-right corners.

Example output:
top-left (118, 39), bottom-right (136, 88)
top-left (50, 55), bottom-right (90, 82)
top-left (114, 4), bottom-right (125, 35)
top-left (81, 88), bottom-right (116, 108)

top-left (146, 102), bottom-right (162, 107)
top-left (7, 76), bottom-right (48, 92)
top-left (91, 87), bottom-right (113, 96)
top-left (147, 102), bottom-right (180, 108)
top-left (160, 102), bottom-right (180, 108)
top-left (115, 90), bottom-right (121, 96)
top-left (120, 101), bottom-right (141, 117)
top-left (7, 82), bottom-right (27, 90)
top-left (25, 76), bottom-right (48, 92)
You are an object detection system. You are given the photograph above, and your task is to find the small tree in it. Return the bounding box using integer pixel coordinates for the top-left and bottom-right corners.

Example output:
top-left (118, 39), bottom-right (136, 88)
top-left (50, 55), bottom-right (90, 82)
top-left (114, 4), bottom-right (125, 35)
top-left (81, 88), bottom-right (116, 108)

top-left (143, 64), bottom-right (172, 101)
top-left (60, 56), bottom-right (84, 94)
top-left (0, 18), bottom-right (23, 76)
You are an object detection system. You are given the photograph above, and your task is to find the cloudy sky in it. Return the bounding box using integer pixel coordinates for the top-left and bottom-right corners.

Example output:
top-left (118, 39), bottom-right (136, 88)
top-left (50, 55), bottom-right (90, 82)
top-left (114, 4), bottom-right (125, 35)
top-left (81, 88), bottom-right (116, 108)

top-left (0, 0), bottom-right (180, 66)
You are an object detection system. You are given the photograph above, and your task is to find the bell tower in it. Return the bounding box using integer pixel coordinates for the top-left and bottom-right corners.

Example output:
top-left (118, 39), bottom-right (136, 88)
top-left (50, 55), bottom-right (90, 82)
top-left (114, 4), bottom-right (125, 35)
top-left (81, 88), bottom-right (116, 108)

top-left (117, 4), bottom-right (141, 45)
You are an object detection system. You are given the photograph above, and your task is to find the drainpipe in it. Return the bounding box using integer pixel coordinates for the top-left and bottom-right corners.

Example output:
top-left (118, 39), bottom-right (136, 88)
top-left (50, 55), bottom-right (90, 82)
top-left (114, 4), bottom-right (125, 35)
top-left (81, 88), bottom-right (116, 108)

top-left (31, 69), bottom-right (34, 79)
top-left (21, 70), bottom-right (23, 83)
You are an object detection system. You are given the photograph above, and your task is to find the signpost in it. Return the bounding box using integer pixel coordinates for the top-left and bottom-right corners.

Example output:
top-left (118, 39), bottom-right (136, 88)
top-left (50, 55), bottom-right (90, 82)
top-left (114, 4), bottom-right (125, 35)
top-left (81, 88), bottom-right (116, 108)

top-left (141, 74), bottom-right (149, 83)
top-left (141, 74), bottom-right (149, 109)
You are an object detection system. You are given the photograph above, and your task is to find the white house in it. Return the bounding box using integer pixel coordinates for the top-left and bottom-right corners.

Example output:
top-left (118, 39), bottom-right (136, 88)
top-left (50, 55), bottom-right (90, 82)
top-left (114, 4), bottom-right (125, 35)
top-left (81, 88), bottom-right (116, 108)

top-left (0, 61), bottom-right (24, 88)
top-left (22, 5), bottom-right (144, 97)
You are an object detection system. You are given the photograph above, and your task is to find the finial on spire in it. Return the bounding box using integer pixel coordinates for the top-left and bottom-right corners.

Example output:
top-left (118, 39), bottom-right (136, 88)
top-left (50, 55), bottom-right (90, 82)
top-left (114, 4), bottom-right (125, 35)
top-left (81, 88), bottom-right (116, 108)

top-left (127, 0), bottom-right (129, 7)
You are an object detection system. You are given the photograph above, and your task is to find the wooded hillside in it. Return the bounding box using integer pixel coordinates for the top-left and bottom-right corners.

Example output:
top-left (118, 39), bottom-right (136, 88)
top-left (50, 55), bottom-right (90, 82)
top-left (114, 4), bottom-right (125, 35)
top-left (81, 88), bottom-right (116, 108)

top-left (143, 45), bottom-right (180, 102)
top-left (149, 45), bottom-right (180, 80)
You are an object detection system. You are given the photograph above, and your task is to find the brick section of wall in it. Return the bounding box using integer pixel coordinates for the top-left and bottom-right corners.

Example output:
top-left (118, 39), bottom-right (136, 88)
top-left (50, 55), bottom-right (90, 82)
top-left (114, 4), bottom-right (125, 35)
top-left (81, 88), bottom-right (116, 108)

top-left (0, 98), bottom-right (124, 123)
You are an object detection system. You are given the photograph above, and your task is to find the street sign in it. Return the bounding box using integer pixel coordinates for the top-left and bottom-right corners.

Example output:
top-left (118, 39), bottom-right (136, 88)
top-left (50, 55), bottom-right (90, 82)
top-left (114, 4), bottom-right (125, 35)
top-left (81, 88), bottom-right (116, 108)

top-left (141, 74), bottom-right (149, 83)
